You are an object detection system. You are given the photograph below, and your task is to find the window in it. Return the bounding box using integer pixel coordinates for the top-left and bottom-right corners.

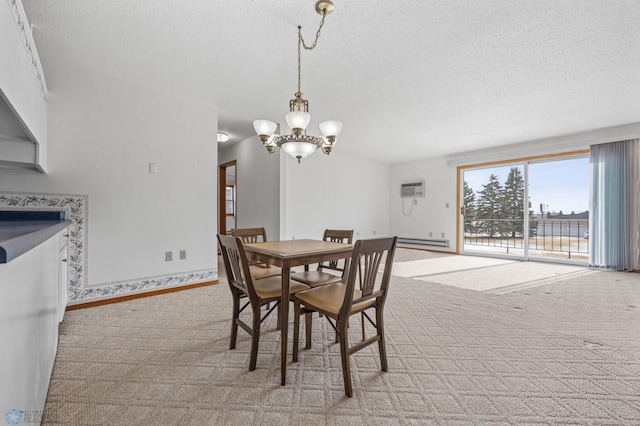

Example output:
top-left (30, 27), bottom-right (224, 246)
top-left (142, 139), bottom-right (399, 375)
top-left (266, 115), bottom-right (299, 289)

top-left (225, 185), bottom-right (235, 216)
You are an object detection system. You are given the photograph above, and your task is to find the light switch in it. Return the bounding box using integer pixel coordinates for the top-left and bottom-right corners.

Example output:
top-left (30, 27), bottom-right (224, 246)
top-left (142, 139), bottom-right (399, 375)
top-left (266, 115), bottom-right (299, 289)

top-left (149, 162), bottom-right (159, 174)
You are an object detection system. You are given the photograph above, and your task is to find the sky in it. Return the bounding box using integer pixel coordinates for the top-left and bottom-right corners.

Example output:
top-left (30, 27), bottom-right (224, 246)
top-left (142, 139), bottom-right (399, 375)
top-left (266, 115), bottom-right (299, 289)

top-left (463, 156), bottom-right (589, 214)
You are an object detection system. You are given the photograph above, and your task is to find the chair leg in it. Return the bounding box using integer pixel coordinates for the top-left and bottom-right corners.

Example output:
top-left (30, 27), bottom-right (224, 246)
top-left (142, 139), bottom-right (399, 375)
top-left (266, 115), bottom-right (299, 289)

top-left (376, 307), bottom-right (388, 372)
top-left (305, 312), bottom-right (313, 350)
top-left (335, 319), bottom-right (347, 343)
top-left (230, 294), bottom-right (240, 350)
top-left (276, 301), bottom-right (282, 330)
top-left (249, 305), bottom-right (261, 371)
top-left (338, 319), bottom-right (353, 398)
top-left (293, 300), bottom-right (301, 362)
top-left (361, 312), bottom-right (366, 341)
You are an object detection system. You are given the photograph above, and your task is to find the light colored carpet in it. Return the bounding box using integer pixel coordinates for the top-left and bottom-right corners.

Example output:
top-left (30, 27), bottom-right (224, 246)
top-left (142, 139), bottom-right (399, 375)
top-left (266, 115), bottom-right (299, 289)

top-left (391, 251), bottom-right (587, 293)
top-left (416, 261), bottom-right (589, 293)
top-left (41, 254), bottom-right (640, 425)
top-left (391, 256), bottom-right (514, 279)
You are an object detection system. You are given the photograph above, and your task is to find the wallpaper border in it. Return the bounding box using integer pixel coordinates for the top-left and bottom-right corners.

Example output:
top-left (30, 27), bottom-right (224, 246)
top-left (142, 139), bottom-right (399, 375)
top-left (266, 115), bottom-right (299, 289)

top-left (0, 191), bottom-right (216, 304)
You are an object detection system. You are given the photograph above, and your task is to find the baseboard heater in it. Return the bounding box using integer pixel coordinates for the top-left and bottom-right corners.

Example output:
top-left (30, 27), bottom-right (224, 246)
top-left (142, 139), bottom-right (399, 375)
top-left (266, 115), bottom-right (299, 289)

top-left (397, 237), bottom-right (450, 249)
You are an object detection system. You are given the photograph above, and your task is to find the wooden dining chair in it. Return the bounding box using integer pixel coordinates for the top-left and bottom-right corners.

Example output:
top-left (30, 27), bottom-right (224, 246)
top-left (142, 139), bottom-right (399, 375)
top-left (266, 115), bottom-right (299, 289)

top-left (231, 227), bottom-right (282, 280)
top-left (291, 229), bottom-right (354, 287)
top-left (292, 236), bottom-right (398, 397)
top-left (217, 234), bottom-right (310, 371)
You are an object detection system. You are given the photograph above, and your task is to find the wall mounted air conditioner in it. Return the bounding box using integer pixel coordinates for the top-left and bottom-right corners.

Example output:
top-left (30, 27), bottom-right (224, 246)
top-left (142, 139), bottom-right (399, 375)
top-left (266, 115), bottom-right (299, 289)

top-left (401, 181), bottom-right (425, 198)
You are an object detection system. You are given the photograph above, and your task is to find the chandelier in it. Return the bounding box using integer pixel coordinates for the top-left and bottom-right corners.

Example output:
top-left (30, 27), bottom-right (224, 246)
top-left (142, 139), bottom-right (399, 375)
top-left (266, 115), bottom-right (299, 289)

top-left (253, 0), bottom-right (343, 163)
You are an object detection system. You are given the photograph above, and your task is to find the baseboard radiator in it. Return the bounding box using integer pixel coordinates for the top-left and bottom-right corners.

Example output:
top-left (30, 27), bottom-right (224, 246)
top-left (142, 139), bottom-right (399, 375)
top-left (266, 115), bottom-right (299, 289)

top-left (397, 237), bottom-right (450, 249)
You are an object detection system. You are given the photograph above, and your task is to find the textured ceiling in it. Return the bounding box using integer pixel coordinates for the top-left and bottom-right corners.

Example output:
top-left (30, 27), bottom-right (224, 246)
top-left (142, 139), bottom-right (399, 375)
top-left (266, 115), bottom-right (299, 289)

top-left (22, 0), bottom-right (640, 163)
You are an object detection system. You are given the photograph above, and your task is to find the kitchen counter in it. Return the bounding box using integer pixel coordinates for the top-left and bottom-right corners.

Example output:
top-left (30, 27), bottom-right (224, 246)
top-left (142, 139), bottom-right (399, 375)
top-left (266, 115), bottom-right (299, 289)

top-left (0, 211), bottom-right (71, 263)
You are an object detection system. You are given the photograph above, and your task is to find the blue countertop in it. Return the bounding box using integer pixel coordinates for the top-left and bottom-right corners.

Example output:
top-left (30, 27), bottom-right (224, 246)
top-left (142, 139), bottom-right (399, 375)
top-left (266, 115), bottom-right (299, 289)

top-left (0, 211), bottom-right (71, 263)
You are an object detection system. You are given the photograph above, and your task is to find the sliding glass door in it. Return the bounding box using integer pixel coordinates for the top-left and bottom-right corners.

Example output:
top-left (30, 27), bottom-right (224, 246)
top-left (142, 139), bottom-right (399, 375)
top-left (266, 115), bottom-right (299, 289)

top-left (460, 155), bottom-right (589, 263)
top-left (462, 164), bottom-right (527, 259)
top-left (527, 157), bottom-right (589, 262)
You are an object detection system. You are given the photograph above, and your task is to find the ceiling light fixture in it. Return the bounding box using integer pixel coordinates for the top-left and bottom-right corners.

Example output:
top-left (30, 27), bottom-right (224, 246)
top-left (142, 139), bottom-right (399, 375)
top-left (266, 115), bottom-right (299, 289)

top-left (217, 132), bottom-right (230, 143)
top-left (253, 0), bottom-right (342, 163)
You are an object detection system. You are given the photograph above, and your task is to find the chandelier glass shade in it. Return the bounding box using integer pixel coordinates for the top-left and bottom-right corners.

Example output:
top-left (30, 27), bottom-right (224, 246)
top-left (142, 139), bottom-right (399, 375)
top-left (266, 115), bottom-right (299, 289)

top-left (253, 0), bottom-right (342, 163)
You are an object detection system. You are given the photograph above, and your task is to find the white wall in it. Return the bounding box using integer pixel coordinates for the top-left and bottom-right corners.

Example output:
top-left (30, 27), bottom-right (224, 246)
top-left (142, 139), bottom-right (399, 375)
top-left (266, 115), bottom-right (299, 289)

top-left (389, 156), bottom-right (458, 252)
top-left (0, 58), bottom-right (218, 301)
top-left (219, 138), bottom-right (388, 242)
top-left (219, 136), bottom-right (280, 240)
top-left (283, 149), bottom-right (390, 241)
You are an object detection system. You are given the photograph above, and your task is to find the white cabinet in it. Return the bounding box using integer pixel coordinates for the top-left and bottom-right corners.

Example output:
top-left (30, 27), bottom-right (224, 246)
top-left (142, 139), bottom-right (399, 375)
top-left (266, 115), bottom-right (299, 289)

top-left (57, 231), bottom-right (69, 322)
top-left (0, 0), bottom-right (48, 172)
top-left (0, 228), bottom-right (66, 421)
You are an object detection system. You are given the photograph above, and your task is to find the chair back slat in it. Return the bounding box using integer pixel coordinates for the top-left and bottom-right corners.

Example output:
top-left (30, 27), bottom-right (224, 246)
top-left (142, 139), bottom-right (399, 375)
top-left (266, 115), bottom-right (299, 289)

top-left (217, 234), bottom-right (258, 301)
top-left (325, 229), bottom-right (354, 244)
top-left (319, 229), bottom-right (354, 272)
top-left (359, 250), bottom-right (385, 297)
top-left (340, 237), bottom-right (397, 317)
top-left (231, 227), bottom-right (268, 243)
top-left (231, 227), bottom-right (270, 267)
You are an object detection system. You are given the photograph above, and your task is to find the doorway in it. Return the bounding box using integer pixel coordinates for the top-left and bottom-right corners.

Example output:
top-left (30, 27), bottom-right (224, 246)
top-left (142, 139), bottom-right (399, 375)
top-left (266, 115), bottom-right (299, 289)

top-left (219, 160), bottom-right (237, 235)
top-left (459, 153), bottom-right (589, 263)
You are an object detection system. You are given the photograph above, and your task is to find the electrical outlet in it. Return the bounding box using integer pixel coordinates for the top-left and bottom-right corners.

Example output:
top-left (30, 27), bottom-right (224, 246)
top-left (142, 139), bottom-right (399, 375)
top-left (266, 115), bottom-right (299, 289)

top-left (179, 250), bottom-right (186, 260)
top-left (445, 202), bottom-right (449, 208)
top-left (441, 232), bottom-right (445, 238)
top-left (165, 251), bottom-right (173, 261)
top-left (429, 232), bottom-right (432, 237)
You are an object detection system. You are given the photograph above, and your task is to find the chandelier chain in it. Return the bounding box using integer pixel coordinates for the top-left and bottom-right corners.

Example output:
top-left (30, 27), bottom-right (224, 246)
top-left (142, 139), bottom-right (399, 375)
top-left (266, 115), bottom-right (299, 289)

top-left (296, 10), bottom-right (327, 95)
top-left (300, 10), bottom-right (327, 51)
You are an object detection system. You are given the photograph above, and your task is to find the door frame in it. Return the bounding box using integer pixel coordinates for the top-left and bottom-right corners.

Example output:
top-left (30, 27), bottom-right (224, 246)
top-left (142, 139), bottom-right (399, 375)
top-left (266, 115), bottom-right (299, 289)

top-left (219, 160), bottom-right (237, 235)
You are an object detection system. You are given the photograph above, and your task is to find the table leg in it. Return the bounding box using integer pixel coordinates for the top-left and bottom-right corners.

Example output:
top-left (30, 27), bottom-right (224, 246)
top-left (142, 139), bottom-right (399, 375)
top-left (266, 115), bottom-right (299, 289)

top-left (281, 266), bottom-right (290, 386)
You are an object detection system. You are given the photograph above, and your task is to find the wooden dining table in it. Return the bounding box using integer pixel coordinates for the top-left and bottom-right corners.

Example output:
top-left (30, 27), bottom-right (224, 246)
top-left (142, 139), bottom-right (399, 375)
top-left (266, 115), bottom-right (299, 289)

top-left (243, 238), bottom-right (353, 385)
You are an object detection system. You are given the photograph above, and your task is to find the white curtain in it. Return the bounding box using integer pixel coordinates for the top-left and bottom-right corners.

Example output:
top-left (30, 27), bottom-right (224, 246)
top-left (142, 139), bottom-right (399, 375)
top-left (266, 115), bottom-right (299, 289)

top-left (630, 140), bottom-right (640, 271)
top-left (590, 139), bottom-right (640, 271)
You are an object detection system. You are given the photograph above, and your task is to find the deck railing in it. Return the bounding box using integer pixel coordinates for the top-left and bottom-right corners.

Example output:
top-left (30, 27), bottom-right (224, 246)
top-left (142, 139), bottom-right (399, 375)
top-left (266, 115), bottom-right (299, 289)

top-left (463, 218), bottom-right (589, 258)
